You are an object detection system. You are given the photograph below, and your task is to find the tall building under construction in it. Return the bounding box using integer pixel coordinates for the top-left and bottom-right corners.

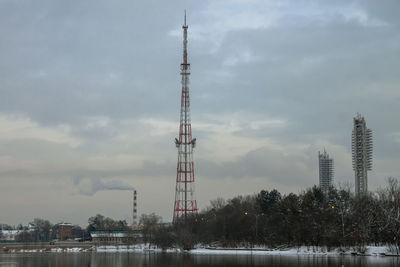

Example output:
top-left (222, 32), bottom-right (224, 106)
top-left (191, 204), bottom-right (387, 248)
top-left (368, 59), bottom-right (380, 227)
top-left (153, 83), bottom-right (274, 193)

top-left (318, 149), bottom-right (334, 191)
top-left (352, 114), bottom-right (373, 196)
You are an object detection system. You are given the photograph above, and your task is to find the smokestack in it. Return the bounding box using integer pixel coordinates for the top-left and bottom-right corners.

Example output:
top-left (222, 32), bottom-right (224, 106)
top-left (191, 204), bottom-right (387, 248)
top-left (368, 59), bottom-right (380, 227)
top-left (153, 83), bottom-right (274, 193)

top-left (132, 190), bottom-right (137, 228)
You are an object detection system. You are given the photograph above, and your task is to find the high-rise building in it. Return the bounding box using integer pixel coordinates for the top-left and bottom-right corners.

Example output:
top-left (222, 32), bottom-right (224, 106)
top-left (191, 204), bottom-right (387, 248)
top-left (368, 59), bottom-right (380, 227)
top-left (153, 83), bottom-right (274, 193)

top-left (173, 12), bottom-right (198, 222)
top-left (318, 149), bottom-right (334, 191)
top-left (352, 114), bottom-right (373, 196)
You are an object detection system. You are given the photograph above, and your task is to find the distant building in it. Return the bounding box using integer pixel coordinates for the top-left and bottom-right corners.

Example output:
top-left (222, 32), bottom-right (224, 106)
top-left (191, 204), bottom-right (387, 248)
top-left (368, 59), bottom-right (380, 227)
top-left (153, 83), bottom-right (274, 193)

top-left (0, 230), bottom-right (21, 241)
top-left (28, 223), bottom-right (36, 231)
top-left (91, 230), bottom-right (142, 244)
top-left (318, 149), bottom-right (334, 191)
top-left (56, 223), bottom-right (73, 240)
top-left (352, 114), bottom-right (373, 196)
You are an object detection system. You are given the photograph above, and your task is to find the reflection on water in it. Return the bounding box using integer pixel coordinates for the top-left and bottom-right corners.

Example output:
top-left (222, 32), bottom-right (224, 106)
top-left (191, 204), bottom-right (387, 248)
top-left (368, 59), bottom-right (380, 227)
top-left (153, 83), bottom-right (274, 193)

top-left (0, 252), bottom-right (399, 267)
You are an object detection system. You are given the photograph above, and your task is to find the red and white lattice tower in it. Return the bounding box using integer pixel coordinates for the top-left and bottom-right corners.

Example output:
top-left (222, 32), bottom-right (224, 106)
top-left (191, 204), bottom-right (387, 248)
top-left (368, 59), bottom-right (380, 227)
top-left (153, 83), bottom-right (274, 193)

top-left (173, 11), bottom-right (198, 222)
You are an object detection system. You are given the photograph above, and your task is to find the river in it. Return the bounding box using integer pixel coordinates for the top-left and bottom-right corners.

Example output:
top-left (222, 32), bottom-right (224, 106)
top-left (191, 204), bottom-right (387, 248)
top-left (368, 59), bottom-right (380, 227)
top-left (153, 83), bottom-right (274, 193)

top-left (1, 252), bottom-right (399, 267)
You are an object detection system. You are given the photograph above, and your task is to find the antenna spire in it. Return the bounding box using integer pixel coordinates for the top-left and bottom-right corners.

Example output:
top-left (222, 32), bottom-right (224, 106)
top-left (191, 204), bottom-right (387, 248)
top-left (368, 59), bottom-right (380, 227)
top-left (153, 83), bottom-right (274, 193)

top-left (184, 10), bottom-right (187, 26)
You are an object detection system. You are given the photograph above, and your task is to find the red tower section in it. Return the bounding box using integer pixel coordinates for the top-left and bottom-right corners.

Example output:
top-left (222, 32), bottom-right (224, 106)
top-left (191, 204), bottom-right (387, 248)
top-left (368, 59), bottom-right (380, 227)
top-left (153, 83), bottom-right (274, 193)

top-left (173, 11), bottom-right (198, 222)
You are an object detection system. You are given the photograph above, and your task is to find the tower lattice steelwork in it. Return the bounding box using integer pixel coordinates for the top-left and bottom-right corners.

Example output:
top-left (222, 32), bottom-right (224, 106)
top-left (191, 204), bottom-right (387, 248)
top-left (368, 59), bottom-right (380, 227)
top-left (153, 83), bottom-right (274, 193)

top-left (173, 12), bottom-right (198, 222)
top-left (352, 114), bottom-right (373, 196)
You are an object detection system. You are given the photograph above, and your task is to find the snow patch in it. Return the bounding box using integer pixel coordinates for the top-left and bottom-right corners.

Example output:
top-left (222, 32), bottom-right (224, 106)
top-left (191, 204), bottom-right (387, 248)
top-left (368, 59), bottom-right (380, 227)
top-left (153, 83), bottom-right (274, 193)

top-left (190, 246), bottom-right (392, 256)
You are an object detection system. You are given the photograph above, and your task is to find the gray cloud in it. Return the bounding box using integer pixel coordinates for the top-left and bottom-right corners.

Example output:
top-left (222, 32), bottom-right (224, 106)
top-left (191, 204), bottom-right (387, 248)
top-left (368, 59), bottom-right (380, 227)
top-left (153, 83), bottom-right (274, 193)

top-left (0, 0), bottom-right (399, 225)
top-left (197, 147), bottom-right (314, 185)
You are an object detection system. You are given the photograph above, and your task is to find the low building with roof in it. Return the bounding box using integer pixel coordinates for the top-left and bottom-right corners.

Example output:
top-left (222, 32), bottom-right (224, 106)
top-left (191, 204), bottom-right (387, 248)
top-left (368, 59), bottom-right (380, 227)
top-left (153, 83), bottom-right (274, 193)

top-left (56, 223), bottom-right (73, 240)
top-left (0, 230), bottom-right (21, 241)
top-left (90, 230), bottom-right (142, 244)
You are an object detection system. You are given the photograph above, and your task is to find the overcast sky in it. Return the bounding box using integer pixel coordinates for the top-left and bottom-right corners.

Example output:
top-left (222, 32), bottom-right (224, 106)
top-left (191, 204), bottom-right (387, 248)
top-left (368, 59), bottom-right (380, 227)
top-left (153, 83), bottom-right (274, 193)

top-left (0, 0), bottom-right (399, 226)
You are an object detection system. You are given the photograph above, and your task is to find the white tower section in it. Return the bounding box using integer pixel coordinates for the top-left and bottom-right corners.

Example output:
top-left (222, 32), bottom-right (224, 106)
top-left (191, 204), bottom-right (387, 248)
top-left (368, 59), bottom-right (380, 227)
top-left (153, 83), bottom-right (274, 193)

top-left (132, 190), bottom-right (137, 228)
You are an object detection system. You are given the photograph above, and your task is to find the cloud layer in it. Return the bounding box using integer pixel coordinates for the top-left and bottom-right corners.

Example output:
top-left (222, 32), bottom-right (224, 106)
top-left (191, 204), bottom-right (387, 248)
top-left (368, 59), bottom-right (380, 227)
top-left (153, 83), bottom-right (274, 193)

top-left (0, 0), bottom-right (399, 225)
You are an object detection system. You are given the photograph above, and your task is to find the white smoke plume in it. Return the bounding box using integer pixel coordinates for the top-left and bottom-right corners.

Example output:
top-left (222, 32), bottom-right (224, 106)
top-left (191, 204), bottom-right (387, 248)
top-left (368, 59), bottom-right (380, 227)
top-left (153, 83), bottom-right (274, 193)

top-left (73, 174), bottom-right (134, 196)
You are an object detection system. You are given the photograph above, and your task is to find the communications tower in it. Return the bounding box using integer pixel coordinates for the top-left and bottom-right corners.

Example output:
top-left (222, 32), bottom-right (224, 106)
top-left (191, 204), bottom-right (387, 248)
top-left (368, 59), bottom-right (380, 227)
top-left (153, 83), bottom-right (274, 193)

top-left (173, 11), bottom-right (198, 222)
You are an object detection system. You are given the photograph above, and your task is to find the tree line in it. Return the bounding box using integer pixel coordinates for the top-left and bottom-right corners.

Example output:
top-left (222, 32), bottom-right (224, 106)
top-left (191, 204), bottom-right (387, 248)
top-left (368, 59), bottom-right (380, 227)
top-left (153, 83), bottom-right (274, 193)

top-left (0, 215), bottom-right (129, 242)
top-left (0, 218), bottom-right (89, 242)
top-left (149, 177), bottom-right (400, 252)
top-left (2, 177), bottom-right (399, 253)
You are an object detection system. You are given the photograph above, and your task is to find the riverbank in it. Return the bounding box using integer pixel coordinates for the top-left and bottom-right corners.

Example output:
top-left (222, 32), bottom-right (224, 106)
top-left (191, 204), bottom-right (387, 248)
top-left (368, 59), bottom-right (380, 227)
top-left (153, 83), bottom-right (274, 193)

top-left (191, 245), bottom-right (397, 257)
top-left (96, 245), bottom-right (398, 257)
top-left (1, 243), bottom-right (399, 257)
top-left (0, 242), bottom-right (93, 253)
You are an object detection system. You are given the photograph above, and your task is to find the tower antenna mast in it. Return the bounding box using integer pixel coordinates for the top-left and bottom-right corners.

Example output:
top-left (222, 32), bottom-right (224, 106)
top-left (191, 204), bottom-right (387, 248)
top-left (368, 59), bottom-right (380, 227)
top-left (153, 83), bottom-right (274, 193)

top-left (173, 11), bottom-right (198, 222)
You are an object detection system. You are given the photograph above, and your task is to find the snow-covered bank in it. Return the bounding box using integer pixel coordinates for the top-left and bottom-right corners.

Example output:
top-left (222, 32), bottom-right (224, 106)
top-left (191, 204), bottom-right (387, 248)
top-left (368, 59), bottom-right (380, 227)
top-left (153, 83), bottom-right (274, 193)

top-left (191, 246), bottom-right (397, 256)
top-left (96, 245), bottom-right (179, 253)
top-left (1, 247), bottom-right (93, 253)
top-left (91, 245), bottom-right (400, 257)
top-left (2, 244), bottom-right (399, 256)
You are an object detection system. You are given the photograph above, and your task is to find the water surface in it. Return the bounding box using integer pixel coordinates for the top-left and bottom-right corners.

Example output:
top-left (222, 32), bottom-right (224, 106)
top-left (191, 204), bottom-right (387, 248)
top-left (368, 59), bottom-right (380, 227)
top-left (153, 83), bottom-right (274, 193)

top-left (0, 252), bottom-right (398, 267)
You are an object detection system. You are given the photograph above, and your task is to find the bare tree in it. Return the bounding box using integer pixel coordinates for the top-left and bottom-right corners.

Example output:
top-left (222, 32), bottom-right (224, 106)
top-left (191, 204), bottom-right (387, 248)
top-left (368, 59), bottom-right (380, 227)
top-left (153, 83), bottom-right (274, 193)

top-left (139, 213), bottom-right (162, 247)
